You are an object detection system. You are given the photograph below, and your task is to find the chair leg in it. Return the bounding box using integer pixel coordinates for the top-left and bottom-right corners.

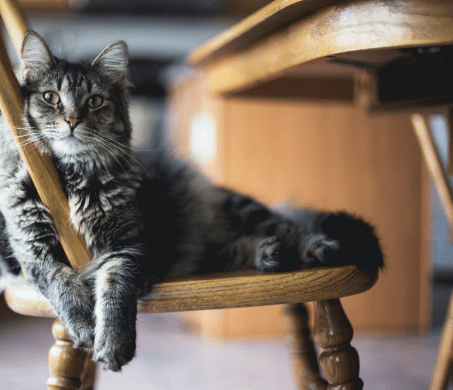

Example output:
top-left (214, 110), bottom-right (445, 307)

top-left (46, 318), bottom-right (92, 390)
top-left (285, 303), bottom-right (327, 389)
top-left (430, 290), bottom-right (453, 390)
top-left (81, 351), bottom-right (97, 390)
top-left (313, 299), bottom-right (363, 390)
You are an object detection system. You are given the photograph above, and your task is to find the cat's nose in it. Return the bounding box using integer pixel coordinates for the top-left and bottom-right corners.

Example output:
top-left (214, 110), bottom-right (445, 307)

top-left (65, 117), bottom-right (82, 131)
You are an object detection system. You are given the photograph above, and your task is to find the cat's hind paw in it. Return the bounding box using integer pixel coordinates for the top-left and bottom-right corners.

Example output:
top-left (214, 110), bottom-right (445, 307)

top-left (302, 234), bottom-right (340, 266)
top-left (255, 236), bottom-right (298, 272)
top-left (255, 236), bottom-right (283, 271)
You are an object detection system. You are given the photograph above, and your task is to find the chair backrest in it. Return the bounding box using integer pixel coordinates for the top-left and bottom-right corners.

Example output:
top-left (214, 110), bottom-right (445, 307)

top-left (0, 0), bottom-right (92, 270)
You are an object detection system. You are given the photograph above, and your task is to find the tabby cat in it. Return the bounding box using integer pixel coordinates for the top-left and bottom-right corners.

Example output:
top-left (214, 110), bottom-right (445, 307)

top-left (0, 31), bottom-right (383, 371)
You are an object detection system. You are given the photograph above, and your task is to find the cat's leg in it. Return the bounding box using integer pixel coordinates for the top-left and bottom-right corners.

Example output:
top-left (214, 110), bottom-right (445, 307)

top-left (218, 190), bottom-right (383, 273)
top-left (289, 210), bottom-right (384, 272)
top-left (1, 169), bottom-right (95, 348)
top-left (83, 250), bottom-right (141, 372)
top-left (216, 190), bottom-right (342, 272)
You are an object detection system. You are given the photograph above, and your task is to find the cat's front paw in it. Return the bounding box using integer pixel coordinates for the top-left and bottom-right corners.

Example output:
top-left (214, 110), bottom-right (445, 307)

top-left (60, 308), bottom-right (95, 349)
top-left (93, 323), bottom-right (136, 372)
top-left (302, 234), bottom-right (340, 266)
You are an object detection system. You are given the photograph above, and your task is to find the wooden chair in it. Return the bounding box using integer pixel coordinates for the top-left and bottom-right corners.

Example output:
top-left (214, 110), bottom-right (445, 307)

top-left (0, 0), bottom-right (378, 389)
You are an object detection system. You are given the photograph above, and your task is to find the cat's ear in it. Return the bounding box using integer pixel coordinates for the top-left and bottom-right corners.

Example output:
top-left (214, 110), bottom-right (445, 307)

top-left (91, 41), bottom-right (128, 83)
top-left (20, 31), bottom-right (55, 80)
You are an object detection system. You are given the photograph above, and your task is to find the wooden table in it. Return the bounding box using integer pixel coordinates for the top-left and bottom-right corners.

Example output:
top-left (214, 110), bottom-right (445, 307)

top-left (169, 1), bottom-right (453, 387)
top-left (188, 0), bottom-right (453, 110)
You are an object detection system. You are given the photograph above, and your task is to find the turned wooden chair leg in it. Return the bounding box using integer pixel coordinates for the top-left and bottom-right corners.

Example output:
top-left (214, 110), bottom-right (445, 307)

top-left (81, 351), bottom-right (97, 390)
top-left (47, 318), bottom-right (93, 390)
top-left (314, 299), bottom-right (363, 390)
top-left (285, 303), bottom-right (327, 389)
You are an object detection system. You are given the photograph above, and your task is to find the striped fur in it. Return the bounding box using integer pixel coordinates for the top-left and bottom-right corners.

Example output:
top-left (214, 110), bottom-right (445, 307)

top-left (0, 31), bottom-right (383, 372)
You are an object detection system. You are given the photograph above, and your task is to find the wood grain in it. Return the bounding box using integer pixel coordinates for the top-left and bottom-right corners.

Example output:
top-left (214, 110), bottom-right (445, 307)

top-left (314, 300), bottom-right (363, 390)
top-left (4, 265), bottom-right (378, 318)
top-left (0, 5), bottom-right (93, 270)
top-left (188, 0), bottom-right (344, 65)
top-left (192, 0), bottom-right (453, 95)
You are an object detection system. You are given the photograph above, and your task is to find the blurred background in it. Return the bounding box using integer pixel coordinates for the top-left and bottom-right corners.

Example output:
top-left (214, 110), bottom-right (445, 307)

top-left (0, 0), bottom-right (452, 389)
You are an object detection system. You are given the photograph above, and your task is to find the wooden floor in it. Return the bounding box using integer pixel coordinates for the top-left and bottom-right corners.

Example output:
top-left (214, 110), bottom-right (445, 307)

top-left (0, 300), bottom-right (443, 390)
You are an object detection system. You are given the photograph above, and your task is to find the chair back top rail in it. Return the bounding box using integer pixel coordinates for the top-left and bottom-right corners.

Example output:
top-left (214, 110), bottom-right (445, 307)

top-left (5, 265), bottom-right (378, 317)
top-left (0, 0), bottom-right (92, 270)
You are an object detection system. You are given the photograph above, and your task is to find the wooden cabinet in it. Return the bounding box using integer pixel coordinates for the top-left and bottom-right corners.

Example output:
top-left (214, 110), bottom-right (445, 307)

top-left (168, 73), bottom-right (431, 337)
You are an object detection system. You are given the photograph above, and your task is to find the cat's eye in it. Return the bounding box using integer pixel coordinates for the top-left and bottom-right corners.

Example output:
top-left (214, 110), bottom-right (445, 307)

top-left (43, 91), bottom-right (60, 105)
top-left (87, 95), bottom-right (104, 109)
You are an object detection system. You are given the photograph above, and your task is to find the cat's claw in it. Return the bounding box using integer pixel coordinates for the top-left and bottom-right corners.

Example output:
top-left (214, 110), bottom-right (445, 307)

top-left (255, 236), bottom-right (285, 272)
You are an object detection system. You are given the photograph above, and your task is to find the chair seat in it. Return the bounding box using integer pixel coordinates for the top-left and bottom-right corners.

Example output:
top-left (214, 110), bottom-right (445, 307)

top-left (4, 265), bottom-right (377, 318)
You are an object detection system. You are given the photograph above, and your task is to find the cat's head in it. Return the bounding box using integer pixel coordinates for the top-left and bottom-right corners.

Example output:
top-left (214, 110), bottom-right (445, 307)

top-left (20, 31), bottom-right (131, 164)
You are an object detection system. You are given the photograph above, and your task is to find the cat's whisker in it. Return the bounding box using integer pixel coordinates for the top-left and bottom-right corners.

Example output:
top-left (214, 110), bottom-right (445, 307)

top-left (0, 132), bottom-right (40, 140)
top-left (92, 138), bottom-right (128, 174)
top-left (96, 135), bottom-right (153, 180)
top-left (5, 136), bottom-right (45, 151)
top-left (104, 136), bottom-right (163, 153)
top-left (86, 140), bottom-right (112, 177)
top-left (92, 135), bottom-right (142, 177)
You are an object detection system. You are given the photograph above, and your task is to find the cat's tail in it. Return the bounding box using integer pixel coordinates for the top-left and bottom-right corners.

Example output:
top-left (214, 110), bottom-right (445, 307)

top-left (280, 208), bottom-right (384, 274)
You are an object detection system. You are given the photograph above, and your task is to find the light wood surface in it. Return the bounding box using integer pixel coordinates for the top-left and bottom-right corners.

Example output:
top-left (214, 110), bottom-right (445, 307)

top-left (191, 0), bottom-right (453, 95)
top-left (4, 265), bottom-right (377, 318)
top-left (412, 114), bottom-right (453, 225)
top-left (188, 0), bottom-right (344, 66)
top-left (47, 318), bottom-right (90, 390)
top-left (0, 0), bottom-right (28, 57)
top-left (81, 352), bottom-right (96, 390)
top-left (0, 0), bottom-right (93, 270)
top-left (222, 98), bottom-right (428, 332)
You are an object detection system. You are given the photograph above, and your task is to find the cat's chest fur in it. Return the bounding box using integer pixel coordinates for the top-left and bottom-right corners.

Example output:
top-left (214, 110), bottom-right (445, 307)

top-left (59, 161), bottom-right (140, 251)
